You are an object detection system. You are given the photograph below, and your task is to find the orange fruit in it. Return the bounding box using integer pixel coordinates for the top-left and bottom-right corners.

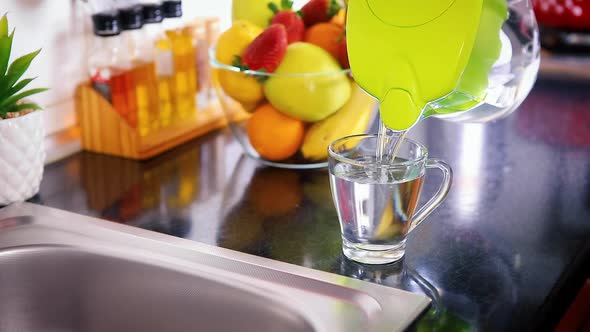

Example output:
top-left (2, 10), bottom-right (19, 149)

top-left (247, 104), bottom-right (305, 161)
top-left (303, 23), bottom-right (344, 60)
top-left (248, 168), bottom-right (303, 217)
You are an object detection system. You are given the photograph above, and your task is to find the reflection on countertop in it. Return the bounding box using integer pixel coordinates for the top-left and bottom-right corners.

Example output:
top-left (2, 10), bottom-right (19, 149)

top-left (37, 76), bottom-right (590, 331)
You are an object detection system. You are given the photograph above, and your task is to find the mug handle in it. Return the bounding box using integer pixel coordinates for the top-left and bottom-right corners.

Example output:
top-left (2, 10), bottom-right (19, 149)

top-left (407, 159), bottom-right (453, 234)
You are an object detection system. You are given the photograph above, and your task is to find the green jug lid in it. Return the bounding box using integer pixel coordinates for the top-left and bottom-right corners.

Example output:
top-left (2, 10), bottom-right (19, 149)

top-left (347, 0), bottom-right (507, 131)
top-left (366, 0), bottom-right (456, 27)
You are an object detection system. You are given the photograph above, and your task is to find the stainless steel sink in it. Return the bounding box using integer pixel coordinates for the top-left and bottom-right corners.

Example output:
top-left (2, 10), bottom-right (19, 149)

top-left (0, 203), bottom-right (430, 332)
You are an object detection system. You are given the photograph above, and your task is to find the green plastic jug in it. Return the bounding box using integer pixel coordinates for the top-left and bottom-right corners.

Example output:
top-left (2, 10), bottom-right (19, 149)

top-left (347, 0), bottom-right (540, 131)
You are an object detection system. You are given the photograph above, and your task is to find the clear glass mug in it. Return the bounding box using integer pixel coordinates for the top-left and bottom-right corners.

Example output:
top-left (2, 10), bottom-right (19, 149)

top-left (328, 134), bottom-right (452, 264)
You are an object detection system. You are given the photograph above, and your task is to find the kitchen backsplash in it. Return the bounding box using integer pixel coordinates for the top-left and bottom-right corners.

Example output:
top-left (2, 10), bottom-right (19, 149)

top-left (5, 0), bottom-right (233, 136)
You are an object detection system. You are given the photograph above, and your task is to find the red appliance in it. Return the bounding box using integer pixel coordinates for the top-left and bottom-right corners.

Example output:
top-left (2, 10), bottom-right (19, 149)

top-left (532, 0), bottom-right (590, 50)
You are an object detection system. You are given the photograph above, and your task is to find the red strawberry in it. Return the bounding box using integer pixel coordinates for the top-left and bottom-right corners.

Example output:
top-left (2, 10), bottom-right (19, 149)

top-left (241, 24), bottom-right (288, 73)
top-left (338, 38), bottom-right (349, 69)
top-left (300, 0), bottom-right (341, 27)
top-left (271, 12), bottom-right (304, 44)
top-left (269, 0), bottom-right (304, 44)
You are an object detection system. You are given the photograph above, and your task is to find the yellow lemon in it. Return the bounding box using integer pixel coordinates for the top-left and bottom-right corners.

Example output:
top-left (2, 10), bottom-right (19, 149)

top-left (215, 20), bottom-right (262, 65)
top-left (218, 70), bottom-right (264, 106)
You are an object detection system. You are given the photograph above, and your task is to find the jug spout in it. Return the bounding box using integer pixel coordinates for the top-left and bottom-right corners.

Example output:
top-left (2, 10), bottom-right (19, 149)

top-left (380, 88), bottom-right (421, 131)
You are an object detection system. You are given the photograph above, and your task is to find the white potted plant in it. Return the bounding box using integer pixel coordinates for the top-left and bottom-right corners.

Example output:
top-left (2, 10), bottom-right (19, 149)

top-left (0, 14), bottom-right (47, 205)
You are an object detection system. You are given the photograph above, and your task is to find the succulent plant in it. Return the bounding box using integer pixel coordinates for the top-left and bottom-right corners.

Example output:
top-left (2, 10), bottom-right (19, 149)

top-left (0, 14), bottom-right (47, 119)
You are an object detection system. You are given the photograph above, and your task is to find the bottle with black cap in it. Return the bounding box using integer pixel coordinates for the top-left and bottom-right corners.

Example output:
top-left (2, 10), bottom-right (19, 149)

top-left (118, 0), bottom-right (159, 137)
top-left (140, 0), bottom-right (165, 40)
top-left (87, 0), bottom-right (137, 126)
top-left (140, 0), bottom-right (175, 128)
top-left (161, 0), bottom-right (198, 121)
top-left (161, 0), bottom-right (184, 30)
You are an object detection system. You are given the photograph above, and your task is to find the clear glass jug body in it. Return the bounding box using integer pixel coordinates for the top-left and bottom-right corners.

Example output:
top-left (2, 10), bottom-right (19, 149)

top-left (430, 0), bottom-right (541, 124)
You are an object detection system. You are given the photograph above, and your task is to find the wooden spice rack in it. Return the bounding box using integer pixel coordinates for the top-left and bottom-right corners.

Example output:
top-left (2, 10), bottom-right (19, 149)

top-left (75, 83), bottom-right (227, 160)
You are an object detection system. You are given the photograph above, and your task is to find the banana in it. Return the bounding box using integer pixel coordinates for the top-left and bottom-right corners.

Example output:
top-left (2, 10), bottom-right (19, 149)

top-left (301, 81), bottom-right (377, 160)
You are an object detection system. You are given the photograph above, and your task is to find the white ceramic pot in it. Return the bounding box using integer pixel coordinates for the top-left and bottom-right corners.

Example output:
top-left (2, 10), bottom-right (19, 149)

top-left (0, 111), bottom-right (45, 205)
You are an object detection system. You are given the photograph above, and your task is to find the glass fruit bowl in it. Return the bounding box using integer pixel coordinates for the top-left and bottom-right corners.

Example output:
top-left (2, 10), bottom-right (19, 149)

top-left (210, 45), bottom-right (377, 169)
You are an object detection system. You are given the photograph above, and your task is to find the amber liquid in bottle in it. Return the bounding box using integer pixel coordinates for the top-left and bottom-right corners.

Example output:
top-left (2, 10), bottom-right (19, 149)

top-left (157, 75), bottom-right (175, 127)
top-left (110, 68), bottom-right (138, 128)
top-left (110, 64), bottom-right (159, 136)
top-left (166, 29), bottom-right (197, 121)
top-left (132, 61), bottom-right (159, 136)
top-left (154, 37), bottom-right (175, 128)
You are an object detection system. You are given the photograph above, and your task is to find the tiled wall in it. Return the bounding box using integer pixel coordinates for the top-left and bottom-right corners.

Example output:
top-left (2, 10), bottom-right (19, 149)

top-left (5, 0), bottom-right (87, 135)
top-left (5, 0), bottom-right (233, 136)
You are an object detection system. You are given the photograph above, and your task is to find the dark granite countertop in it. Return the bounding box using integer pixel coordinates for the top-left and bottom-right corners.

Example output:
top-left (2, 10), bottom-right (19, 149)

top-left (36, 75), bottom-right (590, 331)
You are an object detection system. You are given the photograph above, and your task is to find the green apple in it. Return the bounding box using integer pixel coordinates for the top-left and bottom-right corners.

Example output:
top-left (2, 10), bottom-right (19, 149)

top-left (232, 0), bottom-right (280, 29)
top-left (264, 42), bottom-right (351, 122)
